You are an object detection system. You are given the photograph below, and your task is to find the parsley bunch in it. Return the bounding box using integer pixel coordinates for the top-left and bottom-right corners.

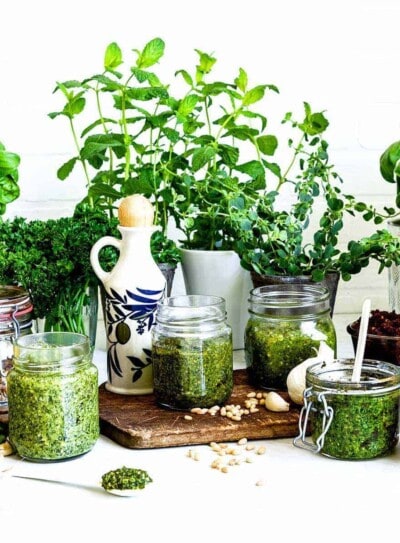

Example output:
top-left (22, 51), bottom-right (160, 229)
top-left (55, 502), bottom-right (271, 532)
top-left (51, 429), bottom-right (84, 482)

top-left (0, 206), bottom-right (118, 330)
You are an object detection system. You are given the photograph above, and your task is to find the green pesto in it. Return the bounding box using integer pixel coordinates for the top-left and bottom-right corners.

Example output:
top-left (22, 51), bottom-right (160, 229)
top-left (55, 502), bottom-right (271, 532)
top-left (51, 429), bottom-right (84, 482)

top-left (311, 390), bottom-right (400, 460)
top-left (8, 358), bottom-right (99, 461)
top-left (152, 334), bottom-right (233, 409)
top-left (245, 317), bottom-right (336, 390)
top-left (101, 466), bottom-right (153, 491)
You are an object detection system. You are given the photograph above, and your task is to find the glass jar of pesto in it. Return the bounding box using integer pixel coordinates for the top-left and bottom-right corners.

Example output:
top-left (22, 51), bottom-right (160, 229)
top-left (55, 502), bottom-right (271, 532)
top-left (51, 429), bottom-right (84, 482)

top-left (0, 285), bottom-right (34, 412)
top-left (8, 332), bottom-right (99, 462)
top-left (245, 284), bottom-right (336, 390)
top-left (152, 295), bottom-right (233, 409)
top-left (294, 359), bottom-right (400, 460)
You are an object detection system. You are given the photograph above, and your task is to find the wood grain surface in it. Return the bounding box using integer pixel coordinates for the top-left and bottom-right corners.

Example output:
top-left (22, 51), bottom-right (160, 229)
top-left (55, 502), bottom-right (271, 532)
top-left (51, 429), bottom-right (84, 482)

top-left (99, 369), bottom-right (304, 449)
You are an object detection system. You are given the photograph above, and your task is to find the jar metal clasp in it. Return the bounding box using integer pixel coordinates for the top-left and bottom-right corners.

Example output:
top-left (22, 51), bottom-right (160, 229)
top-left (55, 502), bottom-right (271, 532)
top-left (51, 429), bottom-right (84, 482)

top-left (11, 304), bottom-right (21, 338)
top-left (293, 387), bottom-right (334, 453)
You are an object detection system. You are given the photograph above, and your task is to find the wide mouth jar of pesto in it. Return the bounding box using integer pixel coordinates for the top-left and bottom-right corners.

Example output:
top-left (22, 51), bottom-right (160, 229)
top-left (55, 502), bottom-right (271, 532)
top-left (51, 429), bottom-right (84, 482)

top-left (8, 332), bottom-right (99, 462)
top-left (294, 358), bottom-right (400, 460)
top-left (245, 285), bottom-right (336, 390)
top-left (152, 295), bottom-right (233, 409)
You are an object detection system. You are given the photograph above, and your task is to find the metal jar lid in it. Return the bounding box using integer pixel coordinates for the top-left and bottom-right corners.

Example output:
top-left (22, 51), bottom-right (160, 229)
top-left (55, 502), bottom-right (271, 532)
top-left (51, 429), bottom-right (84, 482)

top-left (0, 285), bottom-right (34, 331)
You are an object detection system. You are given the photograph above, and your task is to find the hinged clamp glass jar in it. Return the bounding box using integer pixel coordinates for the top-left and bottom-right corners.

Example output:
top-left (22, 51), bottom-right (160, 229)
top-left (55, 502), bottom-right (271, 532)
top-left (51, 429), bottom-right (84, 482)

top-left (8, 332), bottom-right (99, 462)
top-left (245, 284), bottom-right (336, 390)
top-left (0, 285), bottom-right (33, 411)
top-left (152, 295), bottom-right (233, 409)
top-left (294, 358), bottom-right (400, 460)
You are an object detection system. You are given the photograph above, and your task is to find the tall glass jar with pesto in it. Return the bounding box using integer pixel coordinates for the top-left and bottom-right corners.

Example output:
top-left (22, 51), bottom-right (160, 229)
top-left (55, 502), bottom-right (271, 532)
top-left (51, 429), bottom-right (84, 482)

top-left (245, 284), bottom-right (336, 390)
top-left (152, 295), bottom-right (233, 409)
top-left (294, 359), bottom-right (400, 460)
top-left (8, 332), bottom-right (99, 462)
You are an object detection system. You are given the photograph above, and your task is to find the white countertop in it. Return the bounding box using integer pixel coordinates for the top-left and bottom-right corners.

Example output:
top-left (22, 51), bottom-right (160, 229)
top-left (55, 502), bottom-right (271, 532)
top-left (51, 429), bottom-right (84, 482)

top-left (2, 314), bottom-right (398, 542)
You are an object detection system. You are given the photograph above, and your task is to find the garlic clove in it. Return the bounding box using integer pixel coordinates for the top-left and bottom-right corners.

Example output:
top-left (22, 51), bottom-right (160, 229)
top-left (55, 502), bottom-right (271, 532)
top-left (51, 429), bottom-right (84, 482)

top-left (264, 391), bottom-right (290, 412)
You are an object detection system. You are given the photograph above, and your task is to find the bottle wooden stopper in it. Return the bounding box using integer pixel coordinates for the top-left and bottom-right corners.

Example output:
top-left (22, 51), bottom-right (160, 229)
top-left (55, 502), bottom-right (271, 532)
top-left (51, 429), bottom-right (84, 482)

top-left (118, 195), bottom-right (155, 227)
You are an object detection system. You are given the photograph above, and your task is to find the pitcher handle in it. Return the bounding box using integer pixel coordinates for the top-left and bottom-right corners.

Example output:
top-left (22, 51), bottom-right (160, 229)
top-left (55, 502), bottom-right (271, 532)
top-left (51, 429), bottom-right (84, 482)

top-left (90, 236), bottom-right (121, 284)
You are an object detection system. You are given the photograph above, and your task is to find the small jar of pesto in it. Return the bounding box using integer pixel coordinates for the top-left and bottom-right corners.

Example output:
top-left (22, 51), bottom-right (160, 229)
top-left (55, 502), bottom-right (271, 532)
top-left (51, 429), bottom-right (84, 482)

top-left (8, 332), bottom-right (99, 462)
top-left (294, 359), bottom-right (400, 460)
top-left (0, 285), bottom-right (34, 412)
top-left (152, 295), bottom-right (233, 409)
top-left (245, 284), bottom-right (336, 390)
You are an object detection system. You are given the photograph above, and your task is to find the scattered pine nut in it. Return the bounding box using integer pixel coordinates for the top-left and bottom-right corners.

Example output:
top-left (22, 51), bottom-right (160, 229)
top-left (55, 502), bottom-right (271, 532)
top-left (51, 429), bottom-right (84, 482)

top-left (238, 438), bottom-right (248, 446)
top-left (184, 415), bottom-right (193, 421)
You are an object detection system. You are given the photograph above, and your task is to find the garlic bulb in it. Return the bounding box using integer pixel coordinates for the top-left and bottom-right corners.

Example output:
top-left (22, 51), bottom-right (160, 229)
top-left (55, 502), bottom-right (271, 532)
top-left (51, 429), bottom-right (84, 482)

top-left (286, 342), bottom-right (334, 405)
top-left (264, 391), bottom-right (290, 412)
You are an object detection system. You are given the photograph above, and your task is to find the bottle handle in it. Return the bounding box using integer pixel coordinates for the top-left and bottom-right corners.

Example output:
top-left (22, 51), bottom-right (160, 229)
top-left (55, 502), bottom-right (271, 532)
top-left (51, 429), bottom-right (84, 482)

top-left (90, 236), bottom-right (121, 284)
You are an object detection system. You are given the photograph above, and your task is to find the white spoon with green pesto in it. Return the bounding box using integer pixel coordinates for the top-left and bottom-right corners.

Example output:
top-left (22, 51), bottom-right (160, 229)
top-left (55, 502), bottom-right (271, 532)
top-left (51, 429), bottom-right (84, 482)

top-left (5, 466), bottom-right (152, 497)
top-left (100, 466), bottom-right (153, 496)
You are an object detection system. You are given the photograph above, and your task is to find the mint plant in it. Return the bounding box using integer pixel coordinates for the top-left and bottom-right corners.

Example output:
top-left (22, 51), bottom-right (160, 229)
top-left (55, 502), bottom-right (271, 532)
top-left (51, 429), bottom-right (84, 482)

top-left (48, 38), bottom-right (184, 264)
top-left (48, 38), bottom-right (280, 253)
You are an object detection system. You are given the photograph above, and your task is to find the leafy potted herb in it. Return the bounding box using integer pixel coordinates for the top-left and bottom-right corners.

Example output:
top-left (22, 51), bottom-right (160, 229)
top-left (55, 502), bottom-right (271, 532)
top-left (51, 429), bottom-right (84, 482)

top-left (231, 103), bottom-right (400, 313)
top-left (379, 139), bottom-right (400, 312)
top-left (0, 205), bottom-right (118, 347)
top-left (0, 140), bottom-right (20, 217)
top-left (380, 140), bottom-right (400, 203)
top-left (48, 38), bottom-right (182, 294)
top-left (165, 48), bottom-right (279, 348)
top-left (48, 38), bottom-right (280, 347)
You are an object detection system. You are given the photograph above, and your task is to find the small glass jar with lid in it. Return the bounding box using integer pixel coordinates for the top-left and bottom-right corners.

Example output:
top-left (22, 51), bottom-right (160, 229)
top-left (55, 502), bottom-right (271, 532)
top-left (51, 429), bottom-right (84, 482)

top-left (152, 295), bottom-right (233, 409)
top-left (0, 285), bottom-right (34, 412)
top-left (294, 358), bottom-right (400, 460)
top-left (245, 284), bottom-right (336, 390)
top-left (7, 331), bottom-right (99, 462)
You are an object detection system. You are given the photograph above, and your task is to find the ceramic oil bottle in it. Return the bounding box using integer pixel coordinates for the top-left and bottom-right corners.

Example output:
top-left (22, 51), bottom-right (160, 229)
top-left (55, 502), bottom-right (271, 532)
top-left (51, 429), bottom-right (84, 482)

top-left (90, 195), bottom-right (166, 394)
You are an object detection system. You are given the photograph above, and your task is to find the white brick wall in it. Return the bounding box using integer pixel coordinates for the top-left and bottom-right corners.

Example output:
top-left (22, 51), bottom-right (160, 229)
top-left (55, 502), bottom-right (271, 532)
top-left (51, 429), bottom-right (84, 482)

top-left (1, 0), bottom-right (399, 349)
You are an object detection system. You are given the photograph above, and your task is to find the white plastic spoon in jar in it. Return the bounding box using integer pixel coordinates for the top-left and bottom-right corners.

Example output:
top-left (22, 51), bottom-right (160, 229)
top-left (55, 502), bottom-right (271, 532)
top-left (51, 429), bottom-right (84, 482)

top-left (351, 298), bottom-right (371, 383)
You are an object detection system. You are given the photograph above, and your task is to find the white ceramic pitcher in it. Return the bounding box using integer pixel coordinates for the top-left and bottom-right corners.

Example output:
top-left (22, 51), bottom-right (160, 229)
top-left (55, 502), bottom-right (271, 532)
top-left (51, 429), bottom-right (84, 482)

top-left (90, 196), bottom-right (166, 394)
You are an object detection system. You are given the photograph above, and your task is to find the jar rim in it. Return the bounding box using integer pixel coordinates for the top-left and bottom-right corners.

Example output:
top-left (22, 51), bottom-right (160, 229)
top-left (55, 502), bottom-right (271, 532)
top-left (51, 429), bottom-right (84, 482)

top-left (250, 284), bottom-right (330, 304)
top-left (159, 294), bottom-right (226, 308)
top-left (248, 284), bottom-right (331, 317)
top-left (156, 295), bottom-right (226, 325)
top-left (0, 285), bottom-right (33, 322)
top-left (13, 332), bottom-right (91, 369)
top-left (306, 358), bottom-right (400, 394)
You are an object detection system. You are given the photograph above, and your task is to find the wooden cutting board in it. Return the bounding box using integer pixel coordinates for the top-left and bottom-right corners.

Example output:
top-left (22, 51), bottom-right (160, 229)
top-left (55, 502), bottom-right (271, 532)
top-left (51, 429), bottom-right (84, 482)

top-left (99, 369), bottom-right (304, 449)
